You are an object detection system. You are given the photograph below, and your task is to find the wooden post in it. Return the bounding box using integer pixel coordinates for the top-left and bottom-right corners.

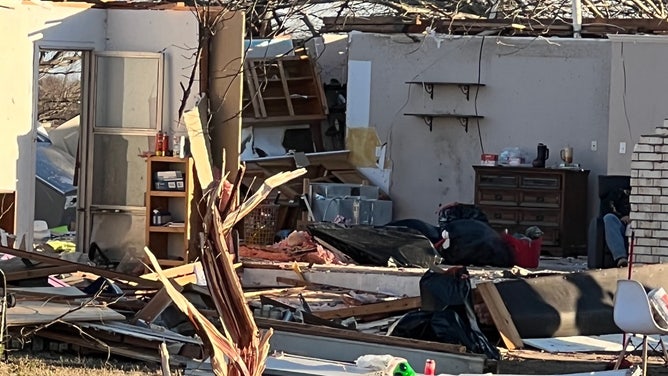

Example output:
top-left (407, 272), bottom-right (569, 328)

top-left (476, 282), bottom-right (524, 350)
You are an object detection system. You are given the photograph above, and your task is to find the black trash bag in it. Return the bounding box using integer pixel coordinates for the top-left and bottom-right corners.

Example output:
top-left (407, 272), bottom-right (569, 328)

top-left (440, 219), bottom-right (515, 267)
top-left (438, 203), bottom-right (489, 232)
top-left (390, 269), bottom-right (500, 360)
top-left (386, 219), bottom-right (441, 243)
top-left (420, 266), bottom-right (470, 311)
top-left (307, 222), bottom-right (437, 267)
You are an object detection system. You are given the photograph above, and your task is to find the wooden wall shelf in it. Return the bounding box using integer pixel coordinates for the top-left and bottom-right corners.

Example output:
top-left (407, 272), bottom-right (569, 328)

top-left (405, 81), bottom-right (485, 100)
top-left (403, 112), bottom-right (484, 132)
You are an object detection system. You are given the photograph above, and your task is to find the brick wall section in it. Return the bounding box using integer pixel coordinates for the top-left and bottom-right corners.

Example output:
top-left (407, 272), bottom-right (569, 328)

top-left (630, 126), bottom-right (668, 264)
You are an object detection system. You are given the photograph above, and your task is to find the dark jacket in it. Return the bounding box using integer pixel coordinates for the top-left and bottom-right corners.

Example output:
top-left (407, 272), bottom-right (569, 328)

top-left (601, 187), bottom-right (631, 218)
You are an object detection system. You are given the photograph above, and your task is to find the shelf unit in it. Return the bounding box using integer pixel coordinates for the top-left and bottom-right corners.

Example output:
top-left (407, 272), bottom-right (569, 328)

top-left (145, 156), bottom-right (194, 268)
top-left (404, 81), bottom-right (485, 132)
top-left (242, 56), bottom-right (327, 151)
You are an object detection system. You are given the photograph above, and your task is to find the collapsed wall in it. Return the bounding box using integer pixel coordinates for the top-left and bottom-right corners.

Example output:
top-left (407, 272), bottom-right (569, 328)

top-left (629, 124), bottom-right (668, 264)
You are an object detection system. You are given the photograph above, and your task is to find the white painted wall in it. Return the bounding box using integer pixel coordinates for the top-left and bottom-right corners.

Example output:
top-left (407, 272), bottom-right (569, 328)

top-left (347, 33), bottom-right (612, 223)
top-left (606, 35), bottom-right (668, 175)
top-left (106, 9), bottom-right (198, 136)
top-left (0, 3), bottom-right (106, 242)
top-left (0, 3), bottom-right (198, 243)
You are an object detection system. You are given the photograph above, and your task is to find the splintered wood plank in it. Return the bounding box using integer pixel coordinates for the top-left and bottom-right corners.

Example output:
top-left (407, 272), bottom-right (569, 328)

top-left (133, 286), bottom-right (178, 324)
top-left (276, 60), bottom-right (295, 116)
top-left (476, 282), bottom-right (524, 350)
top-left (141, 262), bottom-right (201, 281)
top-left (314, 297), bottom-right (421, 320)
top-left (183, 96), bottom-right (214, 189)
top-left (6, 301), bottom-right (125, 326)
top-left (243, 61), bottom-right (261, 119)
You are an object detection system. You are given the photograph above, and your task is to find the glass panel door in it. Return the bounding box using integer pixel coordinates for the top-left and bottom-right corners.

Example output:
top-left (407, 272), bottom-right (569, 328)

top-left (83, 52), bottom-right (163, 262)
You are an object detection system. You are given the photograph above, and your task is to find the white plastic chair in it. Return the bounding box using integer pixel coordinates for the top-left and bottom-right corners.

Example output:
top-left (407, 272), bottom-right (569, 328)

top-left (613, 279), bottom-right (668, 374)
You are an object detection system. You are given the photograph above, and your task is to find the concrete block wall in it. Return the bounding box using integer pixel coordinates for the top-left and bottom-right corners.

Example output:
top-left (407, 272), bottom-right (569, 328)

top-left (630, 124), bottom-right (668, 263)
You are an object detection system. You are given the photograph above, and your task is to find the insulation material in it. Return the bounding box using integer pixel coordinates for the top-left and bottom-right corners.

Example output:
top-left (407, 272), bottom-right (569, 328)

top-left (346, 127), bottom-right (382, 168)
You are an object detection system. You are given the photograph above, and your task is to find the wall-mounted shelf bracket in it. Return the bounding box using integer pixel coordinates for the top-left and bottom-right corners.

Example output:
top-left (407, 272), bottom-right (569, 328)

top-left (405, 81), bottom-right (485, 101)
top-left (404, 113), bottom-right (484, 132)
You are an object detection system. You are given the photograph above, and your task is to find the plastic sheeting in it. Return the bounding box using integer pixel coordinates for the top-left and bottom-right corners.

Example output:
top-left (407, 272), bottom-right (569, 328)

top-left (306, 223), bottom-right (438, 268)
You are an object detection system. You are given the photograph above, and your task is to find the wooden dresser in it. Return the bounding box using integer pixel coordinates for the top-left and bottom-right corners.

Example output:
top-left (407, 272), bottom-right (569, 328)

top-left (473, 165), bottom-right (589, 257)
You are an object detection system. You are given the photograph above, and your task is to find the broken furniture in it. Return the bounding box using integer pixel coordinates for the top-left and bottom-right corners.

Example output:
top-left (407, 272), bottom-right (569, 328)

top-left (145, 156), bottom-right (196, 268)
top-left (242, 56), bottom-right (328, 152)
top-left (612, 279), bottom-right (668, 375)
top-left (473, 165), bottom-right (589, 257)
top-left (587, 175), bottom-right (631, 269)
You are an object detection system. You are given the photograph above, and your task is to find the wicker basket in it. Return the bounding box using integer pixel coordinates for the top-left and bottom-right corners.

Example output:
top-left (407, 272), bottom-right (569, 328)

top-left (244, 204), bottom-right (280, 245)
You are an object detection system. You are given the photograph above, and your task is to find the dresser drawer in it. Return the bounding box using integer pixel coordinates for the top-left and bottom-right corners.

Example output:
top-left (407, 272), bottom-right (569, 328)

top-left (520, 175), bottom-right (561, 190)
top-left (519, 209), bottom-right (560, 226)
top-left (478, 189), bottom-right (519, 206)
top-left (478, 173), bottom-right (518, 188)
top-left (482, 207), bottom-right (519, 225)
top-left (519, 190), bottom-right (561, 208)
top-left (540, 227), bottom-right (561, 247)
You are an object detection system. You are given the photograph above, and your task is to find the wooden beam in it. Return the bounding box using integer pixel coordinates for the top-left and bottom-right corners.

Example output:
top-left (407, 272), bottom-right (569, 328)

top-left (5, 265), bottom-right (79, 282)
top-left (133, 285), bottom-right (181, 324)
top-left (313, 297), bottom-right (421, 320)
top-left (141, 262), bottom-right (201, 281)
top-left (0, 245), bottom-right (162, 288)
top-left (243, 286), bottom-right (306, 299)
top-left (476, 282), bottom-right (524, 350)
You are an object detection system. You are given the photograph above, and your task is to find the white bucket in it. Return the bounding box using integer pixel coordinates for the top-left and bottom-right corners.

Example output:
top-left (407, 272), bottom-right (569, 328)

top-left (34, 220), bottom-right (51, 241)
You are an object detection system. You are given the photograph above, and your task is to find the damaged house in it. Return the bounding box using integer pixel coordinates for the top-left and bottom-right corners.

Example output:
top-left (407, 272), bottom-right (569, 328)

top-left (2, 0), bottom-right (668, 374)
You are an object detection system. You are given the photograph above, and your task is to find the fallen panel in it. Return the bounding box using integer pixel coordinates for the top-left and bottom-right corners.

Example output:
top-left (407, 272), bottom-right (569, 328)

top-left (78, 321), bottom-right (203, 345)
top-left (7, 301), bottom-right (124, 326)
top-left (266, 330), bottom-right (486, 374)
top-left (495, 263), bottom-right (668, 338)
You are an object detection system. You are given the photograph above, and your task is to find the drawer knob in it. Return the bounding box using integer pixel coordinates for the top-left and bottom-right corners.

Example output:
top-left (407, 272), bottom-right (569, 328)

top-left (536, 215), bottom-right (544, 221)
top-left (536, 196), bottom-right (545, 203)
top-left (494, 194), bottom-right (502, 200)
top-left (494, 213), bottom-right (502, 219)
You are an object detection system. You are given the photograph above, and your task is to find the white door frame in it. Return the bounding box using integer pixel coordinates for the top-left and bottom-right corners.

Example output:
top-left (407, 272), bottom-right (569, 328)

top-left (28, 43), bottom-right (94, 252)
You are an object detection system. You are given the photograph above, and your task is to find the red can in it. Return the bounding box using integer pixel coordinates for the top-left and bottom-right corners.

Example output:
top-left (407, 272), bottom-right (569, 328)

top-left (424, 359), bottom-right (436, 376)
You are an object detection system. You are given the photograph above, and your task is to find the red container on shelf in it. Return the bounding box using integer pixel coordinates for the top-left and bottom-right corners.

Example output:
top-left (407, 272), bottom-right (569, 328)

top-left (161, 133), bottom-right (169, 155)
